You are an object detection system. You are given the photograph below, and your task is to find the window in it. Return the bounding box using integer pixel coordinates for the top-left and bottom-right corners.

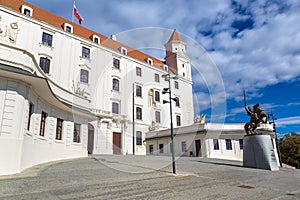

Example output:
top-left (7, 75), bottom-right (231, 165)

top-left (136, 85), bottom-right (142, 97)
top-left (225, 139), bottom-right (232, 150)
top-left (42, 32), bottom-right (53, 47)
top-left (182, 64), bottom-right (185, 68)
top-left (154, 91), bottom-right (160, 102)
top-left (155, 111), bottom-right (160, 123)
top-left (56, 118), bottom-right (63, 140)
top-left (82, 47), bottom-right (90, 59)
top-left (27, 102), bottom-right (34, 131)
top-left (175, 81), bottom-right (179, 89)
top-left (113, 58), bottom-right (120, 69)
top-left (66, 26), bottom-right (72, 33)
top-left (39, 57), bottom-right (50, 74)
top-left (112, 78), bottom-right (119, 91)
top-left (112, 102), bottom-right (119, 114)
top-left (92, 35), bottom-right (100, 44)
top-left (24, 8), bottom-right (31, 16)
top-left (64, 23), bottom-right (73, 33)
top-left (213, 139), bottom-right (219, 150)
top-left (136, 107), bottom-right (142, 120)
top-left (80, 69), bottom-right (89, 83)
top-left (120, 47), bottom-right (127, 55)
top-left (181, 141), bottom-right (187, 152)
top-left (239, 139), bottom-right (243, 150)
top-left (154, 73), bottom-right (160, 82)
top-left (176, 115), bottom-right (181, 126)
top-left (40, 111), bottom-right (47, 136)
top-left (21, 5), bottom-right (33, 16)
top-left (73, 123), bottom-right (81, 143)
top-left (183, 72), bottom-right (186, 77)
top-left (136, 131), bottom-right (142, 146)
top-left (159, 144), bottom-right (164, 153)
top-left (147, 58), bottom-right (153, 65)
top-left (136, 67), bottom-right (142, 77)
top-left (175, 97), bottom-right (180, 107)
top-left (149, 145), bottom-right (154, 154)
top-left (164, 65), bottom-right (168, 72)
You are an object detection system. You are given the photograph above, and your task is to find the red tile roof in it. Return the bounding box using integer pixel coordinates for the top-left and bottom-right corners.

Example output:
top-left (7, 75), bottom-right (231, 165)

top-left (0, 0), bottom-right (164, 67)
top-left (167, 29), bottom-right (183, 43)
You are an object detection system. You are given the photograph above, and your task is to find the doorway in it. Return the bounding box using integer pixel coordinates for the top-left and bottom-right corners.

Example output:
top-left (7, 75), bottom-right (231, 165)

top-left (113, 132), bottom-right (122, 154)
top-left (195, 139), bottom-right (201, 157)
top-left (87, 123), bottom-right (94, 154)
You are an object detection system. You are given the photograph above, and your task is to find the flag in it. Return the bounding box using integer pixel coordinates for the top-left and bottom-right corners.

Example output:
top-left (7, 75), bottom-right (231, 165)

top-left (73, 3), bottom-right (83, 24)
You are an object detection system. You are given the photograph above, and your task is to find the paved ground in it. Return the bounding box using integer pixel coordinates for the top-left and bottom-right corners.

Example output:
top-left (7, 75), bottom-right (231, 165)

top-left (0, 155), bottom-right (299, 200)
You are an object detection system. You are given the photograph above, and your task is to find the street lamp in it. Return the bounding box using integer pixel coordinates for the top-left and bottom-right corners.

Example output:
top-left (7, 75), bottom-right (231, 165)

top-left (162, 69), bottom-right (178, 174)
top-left (270, 113), bottom-right (282, 167)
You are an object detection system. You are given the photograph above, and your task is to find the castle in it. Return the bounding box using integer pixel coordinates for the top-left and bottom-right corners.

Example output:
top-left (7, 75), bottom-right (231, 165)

top-left (0, 0), bottom-right (278, 175)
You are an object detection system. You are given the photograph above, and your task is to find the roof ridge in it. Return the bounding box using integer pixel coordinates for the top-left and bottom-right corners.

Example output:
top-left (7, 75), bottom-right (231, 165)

top-left (0, 0), bottom-right (164, 67)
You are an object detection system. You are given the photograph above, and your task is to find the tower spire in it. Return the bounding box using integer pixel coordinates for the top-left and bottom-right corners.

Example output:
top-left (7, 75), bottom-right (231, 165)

top-left (167, 29), bottom-right (183, 43)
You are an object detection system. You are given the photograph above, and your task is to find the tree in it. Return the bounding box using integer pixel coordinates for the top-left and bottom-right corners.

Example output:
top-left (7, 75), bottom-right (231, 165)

top-left (279, 132), bottom-right (300, 169)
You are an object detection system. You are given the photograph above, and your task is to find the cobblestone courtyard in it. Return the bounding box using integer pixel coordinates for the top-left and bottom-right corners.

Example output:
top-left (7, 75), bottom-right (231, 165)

top-left (0, 155), bottom-right (299, 200)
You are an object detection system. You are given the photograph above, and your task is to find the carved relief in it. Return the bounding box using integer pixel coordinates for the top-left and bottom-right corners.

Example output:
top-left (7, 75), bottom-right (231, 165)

top-left (7, 22), bottom-right (19, 43)
top-left (72, 80), bottom-right (88, 98)
top-left (148, 121), bottom-right (159, 131)
top-left (194, 114), bottom-right (206, 124)
top-left (0, 16), bottom-right (20, 44)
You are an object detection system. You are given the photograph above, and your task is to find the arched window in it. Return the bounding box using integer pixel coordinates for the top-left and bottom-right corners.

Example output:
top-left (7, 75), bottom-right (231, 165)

top-left (155, 111), bottom-right (161, 123)
top-left (136, 131), bottom-right (142, 145)
top-left (39, 57), bottom-right (50, 74)
top-left (80, 69), bottom-right (89, 83)
top-left (112, 102), bottom-right (119, 114)
top-left (112, 78), bottom-right (119, 91)
top-left (136, 107), bottom-right (142, 120)
top-left (176, 115), bottom-right (181, 126)
top-left (154, 91), bottom-right (160, 102)
top-left (113, 58), bottom-right (120, 69)
top-left (136, 85), bottom-right (142, 97)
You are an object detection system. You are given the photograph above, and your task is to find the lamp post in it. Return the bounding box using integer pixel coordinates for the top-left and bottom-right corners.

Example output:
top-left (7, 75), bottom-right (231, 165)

top-left (162, 70), bottom-right (178, 174)
top-left (270, 113), bottom-right (282, 167)
top-left (132, 83), bottom-right (135, 155)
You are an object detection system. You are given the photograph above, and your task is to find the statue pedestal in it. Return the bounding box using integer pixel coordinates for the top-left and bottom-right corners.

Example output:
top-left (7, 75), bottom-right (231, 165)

top-left (243, 134), bottom-right (279, 171)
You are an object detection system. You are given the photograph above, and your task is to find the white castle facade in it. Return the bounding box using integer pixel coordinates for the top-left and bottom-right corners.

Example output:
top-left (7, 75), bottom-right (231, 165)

top-left (0, 0), bottom-right (195, 175)
top-left (0, 0), bottom-right (279, 175)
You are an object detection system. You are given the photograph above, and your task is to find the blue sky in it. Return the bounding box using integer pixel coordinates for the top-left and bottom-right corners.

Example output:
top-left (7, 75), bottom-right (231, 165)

top-left (25, 0), bottom-right (300, 136)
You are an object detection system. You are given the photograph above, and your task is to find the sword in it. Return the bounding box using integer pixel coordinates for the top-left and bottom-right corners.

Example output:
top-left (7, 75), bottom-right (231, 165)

top-left (243, 90), bottom-right (247, 108)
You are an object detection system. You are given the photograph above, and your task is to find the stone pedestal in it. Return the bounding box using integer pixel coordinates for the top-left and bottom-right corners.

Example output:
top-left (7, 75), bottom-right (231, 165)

top-left (243, 134), bottom-right (279, 171)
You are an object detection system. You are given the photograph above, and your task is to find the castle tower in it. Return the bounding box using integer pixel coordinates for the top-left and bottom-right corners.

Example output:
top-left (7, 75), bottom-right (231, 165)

top-left (165, 29), bottom-right (191, 80)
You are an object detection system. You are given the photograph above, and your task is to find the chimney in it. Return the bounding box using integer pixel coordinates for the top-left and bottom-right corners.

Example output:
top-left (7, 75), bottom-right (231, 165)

top-left (110, 34), bottom-right (116, 41)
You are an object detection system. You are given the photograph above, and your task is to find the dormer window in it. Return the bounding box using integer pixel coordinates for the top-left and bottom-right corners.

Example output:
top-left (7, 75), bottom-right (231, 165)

top-left (163, 65), bottom-right (168, 72)
top-left (21, 5), bottom-right (33, 17)
top-left (92, 35), bottom-right (100, 44)
top-left (120, 47), bottom-right (127, 55)
top-left (147, 58), bottom-right (153, 65)
top-left (63, 23), bottom-right (73, 33)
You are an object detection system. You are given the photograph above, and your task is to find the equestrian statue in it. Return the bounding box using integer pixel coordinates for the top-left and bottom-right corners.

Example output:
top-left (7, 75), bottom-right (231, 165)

top-left (244, 90), bottom-right (269, 135)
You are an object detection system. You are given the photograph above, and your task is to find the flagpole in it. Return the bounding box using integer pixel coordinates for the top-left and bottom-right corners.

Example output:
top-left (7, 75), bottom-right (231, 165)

top-left (72, 0), bottom-right (75, 23)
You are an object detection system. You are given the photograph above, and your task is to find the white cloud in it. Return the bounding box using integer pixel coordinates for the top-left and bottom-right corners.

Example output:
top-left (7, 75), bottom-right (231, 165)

top-left (277, 116), bottom-right (300, 126)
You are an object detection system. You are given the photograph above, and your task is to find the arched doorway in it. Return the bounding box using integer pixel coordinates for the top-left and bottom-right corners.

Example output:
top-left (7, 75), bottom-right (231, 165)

top-left (88, 123), bottom-right (94, 154)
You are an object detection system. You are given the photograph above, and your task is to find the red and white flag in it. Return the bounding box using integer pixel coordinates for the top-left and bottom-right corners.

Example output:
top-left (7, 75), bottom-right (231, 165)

top-left (73, 2), bottom-right (83, 24)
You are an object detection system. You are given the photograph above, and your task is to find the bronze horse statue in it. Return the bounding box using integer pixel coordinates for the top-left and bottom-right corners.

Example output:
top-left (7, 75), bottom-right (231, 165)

top-left (244, 103), bottom-right (269, 135)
